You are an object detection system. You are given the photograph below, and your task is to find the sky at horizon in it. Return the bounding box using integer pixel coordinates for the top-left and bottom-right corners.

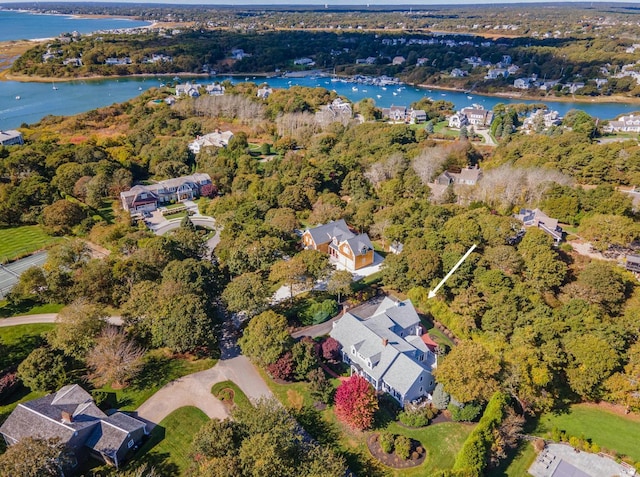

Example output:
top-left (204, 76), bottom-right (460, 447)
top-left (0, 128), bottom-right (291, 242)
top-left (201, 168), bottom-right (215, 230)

top-left (1, 0), bottom-right (638, 5)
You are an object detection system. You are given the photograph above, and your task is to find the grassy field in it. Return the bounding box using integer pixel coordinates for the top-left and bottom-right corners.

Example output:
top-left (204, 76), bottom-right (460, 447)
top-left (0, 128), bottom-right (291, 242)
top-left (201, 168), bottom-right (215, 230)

top-left (211, 380), bottom-right (252, 413)
top-left (258, 368), bottom-right (473, 476)
top-left (0, 301), bottom-right (63, 318)
top-left (487, 441), bottom-right (537, 477)
top-left (0, 225), bottom-right (61, 263)
top-left (135, 406), bottom-right (209, 476)
top-left (534, 404), bottom-right (640, 461)
top-left (0, 323), bottom-right (55, 369)
top-left (94, 349), bottom-right (216, 411)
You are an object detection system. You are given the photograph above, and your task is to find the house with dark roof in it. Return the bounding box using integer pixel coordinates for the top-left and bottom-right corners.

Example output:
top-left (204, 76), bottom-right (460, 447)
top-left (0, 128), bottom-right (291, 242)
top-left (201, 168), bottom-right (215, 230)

top-left (330, 298), bottom-right (437, 407)
top-left (0, 384), bottom-right (148, 470)
top-left (0, 130), bottom-right (24, 146)
top-left (302, 219), bottom-right (375, 271)
top-left (120, 173), bottom-right (215, 214)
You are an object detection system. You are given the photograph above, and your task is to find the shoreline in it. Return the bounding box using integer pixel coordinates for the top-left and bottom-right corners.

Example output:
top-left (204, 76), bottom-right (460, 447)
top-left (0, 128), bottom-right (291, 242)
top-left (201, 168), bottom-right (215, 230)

top-left (416, 83), bottom-right (640, 106)
top-left (4, 69), bottom-right (640, 107)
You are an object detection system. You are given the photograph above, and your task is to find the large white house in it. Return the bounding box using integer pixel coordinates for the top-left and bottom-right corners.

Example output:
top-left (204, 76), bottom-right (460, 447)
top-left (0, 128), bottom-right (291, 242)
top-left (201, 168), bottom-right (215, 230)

top-left (188, 130), bottom-right (234, 154)
top-left (605, 114), bottom-right (640, 133)
top-left (330, 298), bottom-right (437, 407)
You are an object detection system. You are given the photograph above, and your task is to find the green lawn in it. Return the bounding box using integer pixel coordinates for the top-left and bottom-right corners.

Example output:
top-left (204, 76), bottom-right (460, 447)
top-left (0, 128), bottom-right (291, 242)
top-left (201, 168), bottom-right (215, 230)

top-left (259, 368), bottom-right (473, 476)
top-left (134, 406), bottom-right (209, 476)
top-left (94, 350), bottom-right (216, 411)
top-left (487, 441), bottom-right (537, 477)
top-left (0, 323), bottom-right (55, 369)
top-left (164, 211), bottom-right (188, 220)
top-left (0, 301), bottom-right (63, 318)
top-left (0, 225), bottom-right (61, 263)
top-left (535, 404), bottom-right (640, 461)
top-left (211, 380), bottom-right (252, 412)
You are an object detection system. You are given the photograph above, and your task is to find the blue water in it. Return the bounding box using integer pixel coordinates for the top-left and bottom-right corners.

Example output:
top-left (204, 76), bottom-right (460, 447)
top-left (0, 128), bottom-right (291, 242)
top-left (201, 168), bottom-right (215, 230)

top-left (3, 75), bottom-right (639, 131)
top-left (0, 10), bottom-right (638, 130)
top-left (0, 10), bottom-right (150, 41)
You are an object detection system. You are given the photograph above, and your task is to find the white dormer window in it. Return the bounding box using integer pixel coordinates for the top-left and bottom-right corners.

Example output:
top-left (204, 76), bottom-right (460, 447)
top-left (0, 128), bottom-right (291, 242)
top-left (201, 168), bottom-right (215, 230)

top-left (351, 346), bottom-right (356, 355)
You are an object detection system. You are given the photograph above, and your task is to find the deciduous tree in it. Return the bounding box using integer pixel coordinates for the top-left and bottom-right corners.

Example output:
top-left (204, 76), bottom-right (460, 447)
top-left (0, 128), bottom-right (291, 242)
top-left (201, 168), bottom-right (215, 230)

top-left (238, 310), bottom-right (292, 366)
top-left (0, 437), bottom-right (68, 477)
top-left (86, 327), bottom-right (145, 388)
top-left (334, 374), bottom-right (378, 430)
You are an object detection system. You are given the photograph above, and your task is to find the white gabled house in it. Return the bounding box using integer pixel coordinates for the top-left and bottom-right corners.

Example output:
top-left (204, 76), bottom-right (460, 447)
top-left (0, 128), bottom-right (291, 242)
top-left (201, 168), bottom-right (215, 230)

top-left (330, 298), bottom-right (437, 407)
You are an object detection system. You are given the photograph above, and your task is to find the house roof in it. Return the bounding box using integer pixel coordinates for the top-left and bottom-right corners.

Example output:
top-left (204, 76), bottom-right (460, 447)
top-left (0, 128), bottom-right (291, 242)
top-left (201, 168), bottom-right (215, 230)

top-left (0, 384), bottom-right (107, 445)
top-left (85, 413), bottom-right (146, 459)
top-left (344, 234), bottom-right (374, 257)
top-left (330, 299), bottom-right (434, 395)
top-left (305, 219), bottom-right (353, 246)
top-left (0, 384), bottom-right (146, 456)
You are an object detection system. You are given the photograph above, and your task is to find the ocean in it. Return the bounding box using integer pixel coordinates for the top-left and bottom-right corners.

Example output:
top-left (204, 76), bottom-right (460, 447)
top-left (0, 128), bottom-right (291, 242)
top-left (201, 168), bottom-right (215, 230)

top-left (0, 10), bottom-right (638, 130)
top-left (0, 10), bottom-right (151, 42)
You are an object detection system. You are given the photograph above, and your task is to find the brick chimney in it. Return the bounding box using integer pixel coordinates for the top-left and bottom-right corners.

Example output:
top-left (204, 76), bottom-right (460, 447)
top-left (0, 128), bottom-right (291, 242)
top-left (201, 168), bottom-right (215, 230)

top-left (382, 338), bottom-right (388, 347)
top-left (61, 411), bottom-right (73, 423)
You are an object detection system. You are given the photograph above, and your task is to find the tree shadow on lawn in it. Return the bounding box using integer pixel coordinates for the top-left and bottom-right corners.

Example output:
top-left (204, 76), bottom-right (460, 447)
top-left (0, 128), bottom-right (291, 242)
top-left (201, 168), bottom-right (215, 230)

top-left (0, 333), bottom-right (47, 369)
top-left (294, 405), bottom-right (340, 446)
top-left (129, 425), bottom-right (180, 477)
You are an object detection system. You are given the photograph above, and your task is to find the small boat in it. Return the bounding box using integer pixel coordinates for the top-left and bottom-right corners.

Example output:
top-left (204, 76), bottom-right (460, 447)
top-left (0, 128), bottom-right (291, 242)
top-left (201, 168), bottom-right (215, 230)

top-left (352, 86), bottom-right (358, 92)
top-left (138, 86), bottom-right (143, 91)
top-left (159, 83), bottom-right (165, 87)
top-left (52, 81), bottom-right (58, 90)
top-left (15, 95), bottom-right (20, 100)
top-left (381, 87), bottom-right (387, 90)
top-left (362, 89), bottom-right (367, 93)
top-left (173, 76), bottom-right (179, 81)
top-left (467, 95), bottom-right (473, 100)
top-left (441, 93), bottom-right (447, 96)
top-left (392, 92), bottom-right (397, 96)
top-left (376, 94), bottom-right (382, 99)
top-left (245, 77), bottom-right (249, 81)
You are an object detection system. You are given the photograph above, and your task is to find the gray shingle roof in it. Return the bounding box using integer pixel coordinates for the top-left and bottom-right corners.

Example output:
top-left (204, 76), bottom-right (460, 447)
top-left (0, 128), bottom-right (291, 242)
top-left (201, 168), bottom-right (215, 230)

top-left (306, 219), bottom-right (353, 246)
top-left (330, 299), bottom-right (434, 395)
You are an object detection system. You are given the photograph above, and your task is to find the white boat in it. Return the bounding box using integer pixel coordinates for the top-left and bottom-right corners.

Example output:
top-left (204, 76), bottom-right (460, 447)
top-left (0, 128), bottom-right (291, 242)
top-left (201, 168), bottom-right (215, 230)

top-left (381, 87), bottom-right (387, 90)
top-left (467, 95), bottom-right (473, 99)
top-left (15, 95), bottom-right (20, 100)
top-left (352, 86), bottom-right (358, 92)
top-left (362, 89), bottom-right (367, 93)
top-left (138, 86), bottom-right (142, 91)
top-left (52, 81), bottom-right (58, 90)
top-left (376, 94), bottom-right (382, 99)
top-left (392, 92), bottom-right (397, 96)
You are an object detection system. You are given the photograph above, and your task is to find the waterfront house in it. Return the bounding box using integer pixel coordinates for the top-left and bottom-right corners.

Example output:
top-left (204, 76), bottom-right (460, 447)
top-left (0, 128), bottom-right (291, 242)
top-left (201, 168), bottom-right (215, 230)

top-left (382, 106), bottom-right (408, 122)
top-left (450, 68), bottom-right (468, 78)
top-left (409, 109), bottom-right (427, 124)
top-left (188, 130), bottom-right (234, 153)
top-left (515, 208), bottom-right (563, 245)
top-left (392, 56), bottom-right (406, 65)
top-left (0, 130), bottom-right (24, 146)
top-left (605, 114), bottom-right (640, 133)
top-left (330, 298), bottom-right (437, 407)
top-left (257, 86), bottom-right (273, 99)
top-left (485, 68), bottom-right (509, 80)
top-left (302, 219), bottom-right (374, 271)
top-left (205, 83), bottom-right (225, 96)
top-left (513, 78), bottom-right (532, 89)
top-left (460, 105), bottom-right (493, 127)
top-left (120, 173), bottom-right (215, 214)
top-left (0, 384), bottom-right (148, 470)
top-left (448, 113), bottom-right (469, 129)
top-left (175, 83), bottom-right (200, 98)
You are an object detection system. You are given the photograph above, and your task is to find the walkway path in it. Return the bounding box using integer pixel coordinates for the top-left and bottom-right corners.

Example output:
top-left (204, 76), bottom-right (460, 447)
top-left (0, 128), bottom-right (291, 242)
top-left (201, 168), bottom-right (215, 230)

top-left (0, 313), bottom-right (122, 327)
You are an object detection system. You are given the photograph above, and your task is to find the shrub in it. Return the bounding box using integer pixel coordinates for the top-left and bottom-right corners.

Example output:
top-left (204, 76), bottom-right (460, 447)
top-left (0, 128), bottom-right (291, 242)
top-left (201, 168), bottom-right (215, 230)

top-left (266, 351), bottom-right (294, 381)
top-left (301, 299), bottom-right (338, 325)
top-left (379, 432), bottom-right (395, 453)
top-left (0, 369), bottom-right (19, 402)
top-left (398, 405), bottom-right (435, 427)
top-left (432, 383), bottom-right (450, 410)
top-left (321, 337), bottom-right (341, 362)
top-left (449, 402), bottom-right (482, 422)
top-left (395, 435), bottom-right (412, 460)
top-left (453, 392), bottom-right (509, 476)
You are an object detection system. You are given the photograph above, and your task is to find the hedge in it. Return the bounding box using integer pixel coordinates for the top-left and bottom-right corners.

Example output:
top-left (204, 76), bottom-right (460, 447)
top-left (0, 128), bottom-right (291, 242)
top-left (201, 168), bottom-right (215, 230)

top-left (453, 391), bottom-right (510, 476)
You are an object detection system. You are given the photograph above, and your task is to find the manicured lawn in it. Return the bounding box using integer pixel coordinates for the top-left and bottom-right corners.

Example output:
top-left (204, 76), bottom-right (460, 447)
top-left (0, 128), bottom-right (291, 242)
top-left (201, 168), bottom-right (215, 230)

top-left (94, 349), bottom-right (216, 411)
top-left (535, 404), bottom-right (640, 461)
top-left (164, 211), bottom-right (188, 220)
top-left (486, 441), bottom-right (537, 477)
top-left (211, 380), bottom-right (252, 412)
top-left (134, 406), bottom-right (209, 476)
top-left (0, 300), bottom-right (63, 318)
top-left (0, 323), bottom-right (55, 369)
top-left (259, 368), bottom-right (473, 476)
top-left (0, 225), bottom-right (61, 263)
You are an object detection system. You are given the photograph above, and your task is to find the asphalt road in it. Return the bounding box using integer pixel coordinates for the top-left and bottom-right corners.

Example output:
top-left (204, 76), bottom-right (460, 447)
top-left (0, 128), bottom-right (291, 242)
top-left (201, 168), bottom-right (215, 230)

top-left (0, 314), bottom-right (123, 327)
top-left (0, 251), bottom-right (48, 298)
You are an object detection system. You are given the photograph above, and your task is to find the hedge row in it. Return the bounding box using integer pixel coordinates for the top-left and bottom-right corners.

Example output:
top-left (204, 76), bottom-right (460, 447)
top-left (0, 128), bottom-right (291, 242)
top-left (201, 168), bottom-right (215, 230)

top-left (408, 287), bottom-right (471, 339)
top-left (453, 391), bottom-right (510, 476)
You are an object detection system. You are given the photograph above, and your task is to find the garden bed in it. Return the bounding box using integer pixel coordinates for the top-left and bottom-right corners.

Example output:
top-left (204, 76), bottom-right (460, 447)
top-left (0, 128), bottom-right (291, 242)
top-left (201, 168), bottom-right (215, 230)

top-left (367, 433), bottom-right (426, 469)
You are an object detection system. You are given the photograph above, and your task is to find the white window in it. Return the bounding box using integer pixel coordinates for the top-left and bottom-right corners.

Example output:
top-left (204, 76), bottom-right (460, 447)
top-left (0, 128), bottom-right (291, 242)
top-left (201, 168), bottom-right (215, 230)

top-left (128, 439), bottom-right (135, 449)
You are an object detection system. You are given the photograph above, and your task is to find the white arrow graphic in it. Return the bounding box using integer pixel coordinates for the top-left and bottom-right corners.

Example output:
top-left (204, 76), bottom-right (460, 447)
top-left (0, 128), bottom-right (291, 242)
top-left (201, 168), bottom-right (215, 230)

top-left (428, 244), bottom-right (477, 299)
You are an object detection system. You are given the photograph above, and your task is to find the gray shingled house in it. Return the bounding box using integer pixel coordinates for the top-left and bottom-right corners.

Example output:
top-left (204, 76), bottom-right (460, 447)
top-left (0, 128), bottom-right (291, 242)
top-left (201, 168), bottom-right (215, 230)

top-left (0, 384), bottom-right (148, 470)
top-left (330, 298), bottom-right (437, 407)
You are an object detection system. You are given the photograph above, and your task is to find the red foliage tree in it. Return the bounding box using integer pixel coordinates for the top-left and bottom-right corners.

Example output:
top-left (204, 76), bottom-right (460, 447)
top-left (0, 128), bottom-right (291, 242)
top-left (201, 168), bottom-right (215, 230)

top-left (266, 351), bottom-right (294, 381)
top-left (334, 374), bottom-right (379, 430)
top-left (322, 337), bottom-right (341, 362)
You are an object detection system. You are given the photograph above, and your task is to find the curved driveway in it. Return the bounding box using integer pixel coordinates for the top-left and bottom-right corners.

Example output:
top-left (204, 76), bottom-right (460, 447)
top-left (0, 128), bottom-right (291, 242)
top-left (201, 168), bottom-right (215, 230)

top-left (152, 216), bottom-right (217, 235)
top-left (1, 313), bottom-right (272, 428)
